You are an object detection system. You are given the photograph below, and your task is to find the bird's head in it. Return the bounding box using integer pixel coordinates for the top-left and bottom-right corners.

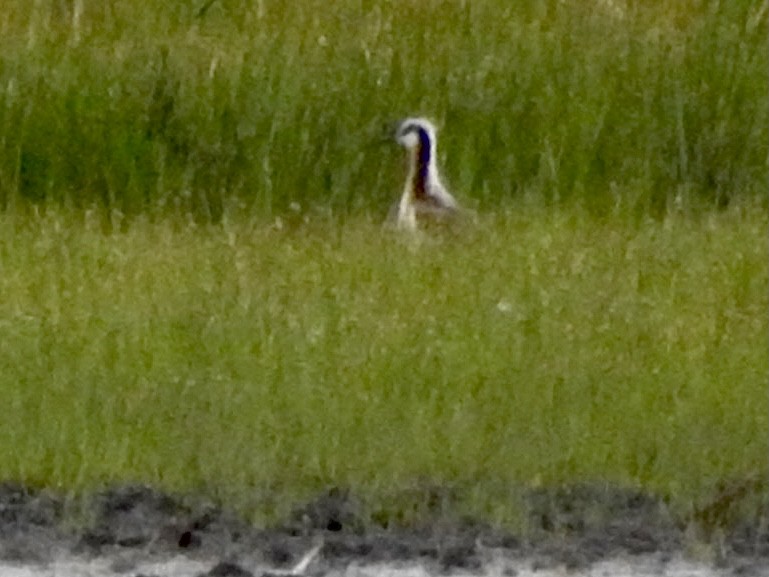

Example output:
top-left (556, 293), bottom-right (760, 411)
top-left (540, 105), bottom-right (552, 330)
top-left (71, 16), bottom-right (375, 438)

top-left (395, 117), bottom-right (438, 150)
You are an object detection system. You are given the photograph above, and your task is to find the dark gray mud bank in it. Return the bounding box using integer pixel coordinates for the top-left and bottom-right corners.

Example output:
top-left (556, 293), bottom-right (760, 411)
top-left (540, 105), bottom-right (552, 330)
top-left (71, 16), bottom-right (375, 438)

top-left (0, 482), bottom-right (766, 576)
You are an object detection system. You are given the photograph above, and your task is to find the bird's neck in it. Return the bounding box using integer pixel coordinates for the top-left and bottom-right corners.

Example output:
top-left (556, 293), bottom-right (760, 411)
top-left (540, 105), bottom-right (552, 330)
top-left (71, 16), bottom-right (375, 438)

top-left (408, 136), bottom-right (438, 200)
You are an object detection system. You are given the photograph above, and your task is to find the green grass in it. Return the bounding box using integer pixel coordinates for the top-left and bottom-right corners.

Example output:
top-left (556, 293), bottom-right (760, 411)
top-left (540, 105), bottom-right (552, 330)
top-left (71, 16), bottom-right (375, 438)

top-left (0, 0), bottom-right (766, 218)
top-left (0, 0), bottom-right (766, 529)
top-left (0, 203), bottom-right (765, 525)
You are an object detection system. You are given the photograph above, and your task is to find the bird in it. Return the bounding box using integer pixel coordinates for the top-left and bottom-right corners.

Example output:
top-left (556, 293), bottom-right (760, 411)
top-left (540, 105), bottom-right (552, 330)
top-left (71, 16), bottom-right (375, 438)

top-left (391, 117), bottom-right (460, 231)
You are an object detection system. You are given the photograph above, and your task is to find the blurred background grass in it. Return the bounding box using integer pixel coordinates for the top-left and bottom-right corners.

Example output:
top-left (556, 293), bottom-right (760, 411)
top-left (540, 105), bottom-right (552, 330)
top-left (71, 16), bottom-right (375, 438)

top-left (0, 0), bottom-right (766, 220)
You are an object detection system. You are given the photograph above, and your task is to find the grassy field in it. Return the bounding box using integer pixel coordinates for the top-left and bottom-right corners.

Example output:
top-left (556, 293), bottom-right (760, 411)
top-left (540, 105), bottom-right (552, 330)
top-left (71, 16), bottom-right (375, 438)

top-left (0, 203), bottom-right (766, 526)
top-left (0, 0), bottom-right (767, 218)
top-left (0, 0), bottom-right (766, 530)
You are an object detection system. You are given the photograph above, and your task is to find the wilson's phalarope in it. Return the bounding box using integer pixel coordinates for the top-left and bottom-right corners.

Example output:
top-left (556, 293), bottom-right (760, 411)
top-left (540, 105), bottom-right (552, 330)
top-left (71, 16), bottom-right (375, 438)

top-left (392, 117), bottom-right (459, 231)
